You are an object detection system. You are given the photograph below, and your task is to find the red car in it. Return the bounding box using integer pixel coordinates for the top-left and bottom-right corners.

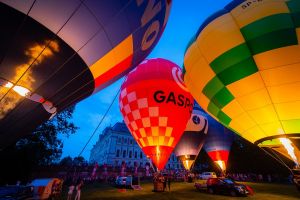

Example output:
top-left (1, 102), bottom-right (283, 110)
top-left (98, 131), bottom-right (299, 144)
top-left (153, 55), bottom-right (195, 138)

top-left (206, 178), bottom-right (251, 196)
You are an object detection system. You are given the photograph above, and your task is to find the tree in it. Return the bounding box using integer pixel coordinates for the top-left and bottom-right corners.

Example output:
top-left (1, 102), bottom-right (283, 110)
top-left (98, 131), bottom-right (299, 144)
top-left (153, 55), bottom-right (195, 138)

top-left (73, 156), bottom-right (87, 166)
top-left (59, 156), bottom-right (73, 167)
top-left (0, 106), bottom-right (78, 185)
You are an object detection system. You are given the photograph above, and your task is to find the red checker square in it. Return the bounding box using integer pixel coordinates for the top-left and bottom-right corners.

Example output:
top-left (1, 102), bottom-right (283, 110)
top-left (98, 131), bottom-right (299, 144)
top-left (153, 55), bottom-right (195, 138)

top-left (121, 96), bottom-right (128, 105)
top-left (149, 117), bottom-right (159, 127)
top-left (135, 119), bottom-right (143, 130)
top-left (139, 108), bottom-right (149, 118)
top-left (143, 138), bottom-right (149, 147)
top-left (135, 130), bottom-right (142, 139)
top-left (127, 112), bottom-right (134, 122)
top-left (163, 137), bottom-right (170, 146)
top-left (158, 127), bottom-right (167, 136)
top-left (128, 124), bottom-right (134, 132)
top-left (144, 127), bottom-right (152, 137)
top-left (129, 101), bottom-right (138, 111)
top-left (121, 109), bottom-right (127, 116)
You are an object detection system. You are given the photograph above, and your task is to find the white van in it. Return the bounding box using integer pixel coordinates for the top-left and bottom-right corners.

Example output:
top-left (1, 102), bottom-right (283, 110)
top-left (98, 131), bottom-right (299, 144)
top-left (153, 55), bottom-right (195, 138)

top-left (199, 172), bottom-right (217, 180)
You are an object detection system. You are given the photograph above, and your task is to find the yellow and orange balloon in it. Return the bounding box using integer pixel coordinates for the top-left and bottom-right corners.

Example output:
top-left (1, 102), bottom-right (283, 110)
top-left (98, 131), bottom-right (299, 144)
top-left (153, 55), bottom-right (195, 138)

top-left (183, 0), bottom-right (300, 164)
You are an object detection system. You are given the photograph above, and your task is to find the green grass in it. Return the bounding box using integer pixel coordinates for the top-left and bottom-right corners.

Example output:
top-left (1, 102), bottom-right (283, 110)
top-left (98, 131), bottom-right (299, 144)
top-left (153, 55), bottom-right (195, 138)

top-left (69, 181), bottom-right (300, 200)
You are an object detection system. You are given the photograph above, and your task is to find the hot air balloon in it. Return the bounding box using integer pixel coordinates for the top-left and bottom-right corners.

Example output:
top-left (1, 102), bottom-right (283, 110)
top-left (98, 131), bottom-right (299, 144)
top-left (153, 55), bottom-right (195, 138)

top-left (204, 115), bottom-right (234, 172)
top-left (119, 58), bottom-right (193, 170)
top-left (0, 0), bottom-right (171, 148)
top-left (183, 0), bottom-right (300, 166)
top-left (174, 103), bottom-right (208, 170)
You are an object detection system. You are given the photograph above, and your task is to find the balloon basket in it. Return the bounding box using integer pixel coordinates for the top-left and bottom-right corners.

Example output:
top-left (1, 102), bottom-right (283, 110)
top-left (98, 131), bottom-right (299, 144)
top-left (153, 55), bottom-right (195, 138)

top-left (153, 181), bottom-right (164, 192)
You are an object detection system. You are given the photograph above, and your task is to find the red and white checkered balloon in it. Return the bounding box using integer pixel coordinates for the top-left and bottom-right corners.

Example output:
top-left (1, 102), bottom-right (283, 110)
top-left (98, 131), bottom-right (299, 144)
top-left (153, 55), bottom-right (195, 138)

top-left (119, 58), bottom-right (193, 170)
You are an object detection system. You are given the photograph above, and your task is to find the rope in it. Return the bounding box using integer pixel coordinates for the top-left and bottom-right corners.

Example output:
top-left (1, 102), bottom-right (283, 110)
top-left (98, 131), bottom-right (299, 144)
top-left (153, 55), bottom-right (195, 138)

top-left (269, 147), bottom-right (294, 175)
top-left (260, 147), bottom-right (293, 175)
top-left (77, 88), bottom-right (120, 157)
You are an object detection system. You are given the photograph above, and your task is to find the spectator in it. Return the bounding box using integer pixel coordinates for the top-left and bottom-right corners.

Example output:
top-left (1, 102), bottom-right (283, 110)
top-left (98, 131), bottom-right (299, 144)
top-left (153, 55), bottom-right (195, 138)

top-left (267, 174), bottom-right (272, 183)
top-left (167, 175), bottom-right (171, 192)
top-left (74, 180), bottom-right (84, 200)
top-left (67, 182), bottom-right (75, 200)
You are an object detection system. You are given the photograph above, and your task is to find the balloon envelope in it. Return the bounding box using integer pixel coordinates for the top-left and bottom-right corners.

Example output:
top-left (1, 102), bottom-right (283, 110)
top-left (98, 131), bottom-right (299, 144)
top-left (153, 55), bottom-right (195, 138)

top-left (174, 104), bottom-right (208, 170)
top-left (119, 58), bottom-right (193, 170)
top-left (204, 115), bottom-right (234, 171)
top-left (183, 0), bottom-right (300, 160)
top-left (0, 0), bottom-right (171, 147)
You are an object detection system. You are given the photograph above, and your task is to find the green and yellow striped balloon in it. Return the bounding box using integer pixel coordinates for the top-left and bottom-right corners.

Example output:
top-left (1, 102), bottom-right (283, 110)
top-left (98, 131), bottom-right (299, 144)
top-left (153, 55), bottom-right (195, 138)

top-left (183, 0), bottom-right (300, 147)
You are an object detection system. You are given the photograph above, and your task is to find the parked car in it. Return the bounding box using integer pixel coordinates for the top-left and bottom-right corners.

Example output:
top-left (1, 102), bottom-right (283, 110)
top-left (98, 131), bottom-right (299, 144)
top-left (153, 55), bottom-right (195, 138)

top-left (0, 185), bottom-right (33, 200)
top-left (207, 178), bottom-right (250, 196)
top-left (115, 176), bottom-right (127, 187)
top-left (199, 172), bottom-right (217, 180)
top-left (194, 179), bottom-right (208, 190)
top-left (29, 178), bottom-right (63, 199)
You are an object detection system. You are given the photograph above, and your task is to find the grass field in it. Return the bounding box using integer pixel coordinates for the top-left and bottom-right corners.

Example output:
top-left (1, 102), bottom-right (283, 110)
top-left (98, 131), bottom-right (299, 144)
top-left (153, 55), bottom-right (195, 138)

top-left (72, 181), bottom-right (300, 200)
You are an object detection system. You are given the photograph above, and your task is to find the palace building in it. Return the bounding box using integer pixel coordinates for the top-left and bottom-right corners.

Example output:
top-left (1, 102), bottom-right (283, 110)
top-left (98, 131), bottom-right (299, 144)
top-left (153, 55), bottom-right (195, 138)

top-left (90, 122), bottom-right (183, 169)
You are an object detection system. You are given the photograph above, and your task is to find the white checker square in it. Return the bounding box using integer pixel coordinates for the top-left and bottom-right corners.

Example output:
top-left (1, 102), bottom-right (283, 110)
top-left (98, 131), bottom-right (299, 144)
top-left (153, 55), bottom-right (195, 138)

top-left (168, 137), bottom-right (174, 147)
top-left (139, 128), bottom-right (146, 137)
top-left (124, 116), bottom-right (129, 125)
top-left (127, 92), bottom-right (137, 103)
top-left (149, 107), bottom-right (159, 117)
top-left (159, 117), bottom-right (168, 127)
top-left (132, 109), bottom-right (141, 120)
top-left (119, 101), bottom-right (123, 109)
top-left (137, 98), bottom-right (148, 108)
top-left (142, 117), bottom-right (151, 127)
top-left (123, 104), bottom-right (131, 114)
top-left (165, 127), bottom-right (173, 137)
top-left (132, 131), bottom-right (138, 139)
top-left (120, 89), bottom-right (127, 98)
top-left (131, 121), bottom-right (138, 131)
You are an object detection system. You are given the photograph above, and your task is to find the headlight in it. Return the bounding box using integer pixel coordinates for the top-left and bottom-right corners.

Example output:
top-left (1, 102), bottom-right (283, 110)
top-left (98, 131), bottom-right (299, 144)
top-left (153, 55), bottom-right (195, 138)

top-left (235, 186), bottom-right (244, 192)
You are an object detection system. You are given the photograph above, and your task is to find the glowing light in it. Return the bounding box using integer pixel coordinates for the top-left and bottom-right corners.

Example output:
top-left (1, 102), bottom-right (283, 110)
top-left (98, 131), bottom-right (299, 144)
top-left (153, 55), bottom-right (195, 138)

top-left (3, 82), bottom-right (30, 97)
top-left (183, 160), bottom-right (194, 171)
top-left (185, 160), bottom-right (189, 167)
top-left (156, 145), bottom-right (161, 171)
top-left (12, 86), bottom-right (30, 97)
top-left (279, 138), bottom-right (299, 167)
top-left (4, 82), bottom-right (13, 88)
top-left (2, 81), bottom-right (31, 96)
top-left (156, 146), bottom-right (161, 158)
top-left (215, 160), bottom-right (226, 171)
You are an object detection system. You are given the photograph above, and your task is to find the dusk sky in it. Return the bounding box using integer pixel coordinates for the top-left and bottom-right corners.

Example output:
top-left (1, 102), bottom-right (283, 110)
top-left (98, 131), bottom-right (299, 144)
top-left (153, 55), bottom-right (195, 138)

top-left (61, 0), bottom-right (231, 160)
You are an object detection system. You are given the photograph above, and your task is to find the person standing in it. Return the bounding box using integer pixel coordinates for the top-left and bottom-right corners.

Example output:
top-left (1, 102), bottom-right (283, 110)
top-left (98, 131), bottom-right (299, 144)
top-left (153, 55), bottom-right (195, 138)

top-left (167, 175), bottom-right (171, 192)
top-left (74, 180), bottom-right (83, 200)
top-left (67, 182), bottom-right (75, 200)
top-left (162, 176), bottom-right (167, 192)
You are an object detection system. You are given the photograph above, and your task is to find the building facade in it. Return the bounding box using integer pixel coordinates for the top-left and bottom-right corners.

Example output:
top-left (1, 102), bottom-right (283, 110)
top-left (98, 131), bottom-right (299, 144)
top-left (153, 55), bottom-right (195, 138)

top-left (90, 122), bottom-right (183, 169)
